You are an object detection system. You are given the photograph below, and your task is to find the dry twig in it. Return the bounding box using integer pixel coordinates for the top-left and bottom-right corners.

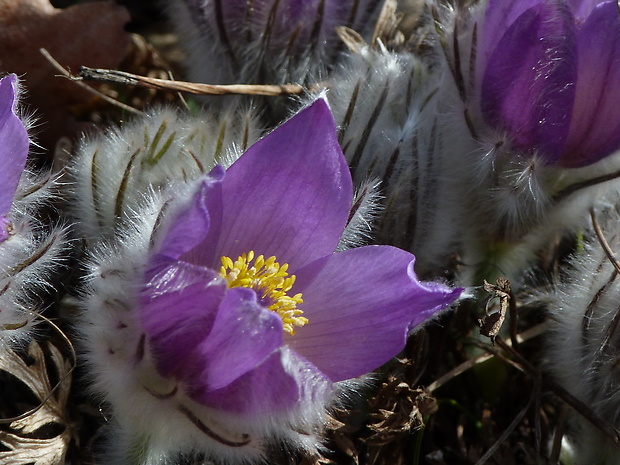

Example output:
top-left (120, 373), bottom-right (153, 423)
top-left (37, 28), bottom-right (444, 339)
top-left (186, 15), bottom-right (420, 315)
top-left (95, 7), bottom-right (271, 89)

top-left (39, 48), bottom-right (143, 115)
top-left (76, 66), bottom-right (308, 97)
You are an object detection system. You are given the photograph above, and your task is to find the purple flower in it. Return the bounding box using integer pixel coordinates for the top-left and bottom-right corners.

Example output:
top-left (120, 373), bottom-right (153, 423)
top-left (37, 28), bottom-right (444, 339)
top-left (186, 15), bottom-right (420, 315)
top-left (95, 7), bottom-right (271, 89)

top-left (172, 0), bottom-right (383, 83)
top-left (139, 99), bottom-right (462, 415)
top-left (0, 74), bottom-right (28, 242)
top-left (479, 0), bottom-right (620, 167)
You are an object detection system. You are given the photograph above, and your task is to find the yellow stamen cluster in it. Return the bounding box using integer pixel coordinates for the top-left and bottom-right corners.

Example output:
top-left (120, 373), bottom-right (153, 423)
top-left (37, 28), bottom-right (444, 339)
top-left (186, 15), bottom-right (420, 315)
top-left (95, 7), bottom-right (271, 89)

top-left (219, 251), bottom-right (307, 335)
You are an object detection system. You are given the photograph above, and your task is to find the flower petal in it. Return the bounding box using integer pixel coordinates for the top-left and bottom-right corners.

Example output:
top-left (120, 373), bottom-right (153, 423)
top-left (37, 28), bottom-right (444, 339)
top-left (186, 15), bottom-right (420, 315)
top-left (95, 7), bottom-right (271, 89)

top-left (189, 348), bottom-right (300, 414)
top-left (252, 0), bottom-right (371, 56)
top-left (182, 0), bottom-right (380, 76)
top-left (193, 99), bottom-right (353, 270)
top-left (186, 287), bottom-right (284, 392)
top-left (140, 257), bottom-right (223, 378)
top-left (288, 246), bottom-right (462, 381)
top-left (567, 0), bottom-right (606, 21)
top-left (158, 166), bottom-right (224, 260)
top-left (0, 74), bottom-right (28, 221)
top-left (560, 1), bottom-right (620, 167)
top-left (481, 1), bottom-right (577, 162)
top-left (480, 0), bottom-right (547, 64)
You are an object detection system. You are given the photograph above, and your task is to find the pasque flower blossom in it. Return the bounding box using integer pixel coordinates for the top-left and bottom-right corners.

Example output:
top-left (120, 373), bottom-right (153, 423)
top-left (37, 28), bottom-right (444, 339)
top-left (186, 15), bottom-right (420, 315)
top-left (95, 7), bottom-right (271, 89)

top-left (80, 99), bottom-right (462, 463)
top-left (479, 0), bottom-right (620, 168)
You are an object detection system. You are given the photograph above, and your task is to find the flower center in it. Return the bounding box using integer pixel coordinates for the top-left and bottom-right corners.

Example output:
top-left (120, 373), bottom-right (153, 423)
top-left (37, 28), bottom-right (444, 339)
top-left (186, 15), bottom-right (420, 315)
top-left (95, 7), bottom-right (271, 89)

top-left (219, 251), bottom-right (307, 335)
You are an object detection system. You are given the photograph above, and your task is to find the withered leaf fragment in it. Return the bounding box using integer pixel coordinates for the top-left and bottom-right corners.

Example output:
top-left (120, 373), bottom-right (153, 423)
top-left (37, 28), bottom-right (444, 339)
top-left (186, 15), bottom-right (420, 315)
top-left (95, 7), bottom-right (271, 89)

top-left (478, 278), bottom-right (511, 343)
top-left (0, 0), bottom-right (130, 153)
top-left (0, 340), bottom-right (73, 465)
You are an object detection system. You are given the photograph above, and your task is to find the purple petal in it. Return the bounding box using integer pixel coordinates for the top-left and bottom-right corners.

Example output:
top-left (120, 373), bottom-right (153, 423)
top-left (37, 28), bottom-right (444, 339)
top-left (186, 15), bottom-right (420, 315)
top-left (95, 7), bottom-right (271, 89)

top-left (215, 0), bottom-right (377, 50)
top-left (287, 246), bottom-right (462, 381)
top-left (0, 75), bottom-right (28, 219)
top-left (186, 287), bottom-right (283, 392)
top-left (257, 0), bottom-right (366, 52)
top-left (140, 258), bottom-right (224, 378)
top-left (189, 348), bottom-right (300, 414)
top-left (158, 166), bottom-right (224, 260)
top-left (567, 0), bottom-right (607, 21)
top-left (481, 1), bottom-right (577, 163)
top-left (480, 0), bottom-right (547, 64)
top-left (142, 253), bottom-right (295, 415)
top-left (188, 99), bottom-right (353, 271)
top-left (181, 0), bottom-right (381, 84)
top-left (560, 1), bottom-right (620, 167)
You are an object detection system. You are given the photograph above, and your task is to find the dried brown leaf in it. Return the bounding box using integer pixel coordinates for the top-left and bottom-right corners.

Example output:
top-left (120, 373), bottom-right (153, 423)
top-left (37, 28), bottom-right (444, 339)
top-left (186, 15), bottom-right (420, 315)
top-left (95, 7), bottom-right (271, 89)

top-left (0, 431), bottom-right (68, 465)
top-left (0, 341), bottom-right (73, 464)
top-left (0, 0), bottom-right (130, 153)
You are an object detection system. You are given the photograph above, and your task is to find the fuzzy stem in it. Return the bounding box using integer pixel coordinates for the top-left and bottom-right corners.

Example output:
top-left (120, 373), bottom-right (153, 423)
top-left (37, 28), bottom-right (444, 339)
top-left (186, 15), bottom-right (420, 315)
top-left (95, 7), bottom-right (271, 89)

top-left (412, 415), bottom-right (429, 465)
top-left (124, 434), bottom-right (151, 465)
top-left (468, 241), bottom-right (513, 287)
top-left (553, 168), bottom-right (620, 203)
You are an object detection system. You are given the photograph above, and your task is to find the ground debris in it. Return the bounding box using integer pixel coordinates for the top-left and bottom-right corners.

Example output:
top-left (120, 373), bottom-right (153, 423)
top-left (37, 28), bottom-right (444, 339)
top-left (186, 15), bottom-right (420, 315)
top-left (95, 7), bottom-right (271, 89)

top-left (0, 340), bottom-right (74, 465)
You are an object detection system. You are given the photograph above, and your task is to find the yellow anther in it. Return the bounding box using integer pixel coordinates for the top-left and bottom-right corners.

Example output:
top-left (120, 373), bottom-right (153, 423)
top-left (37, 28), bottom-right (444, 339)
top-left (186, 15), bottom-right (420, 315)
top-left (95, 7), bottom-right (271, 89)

top-left (219, 251), bottom-right (307, 335)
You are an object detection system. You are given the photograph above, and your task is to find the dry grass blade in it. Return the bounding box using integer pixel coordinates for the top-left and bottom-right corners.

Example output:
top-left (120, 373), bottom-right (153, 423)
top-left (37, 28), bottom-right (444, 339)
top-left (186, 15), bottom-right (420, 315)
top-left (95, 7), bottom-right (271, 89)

top-left (426, 321), bottom-right (549, 393)
top-left (553, 168), bottom-right (620, 203)
top-left (549, 404), bottom-right (569, 463)
top-left (370, 0), bottom-right (403, 46)
top-left (474, 387), bottom-right (535, 465)
top-left (336, 26), bottom-right (366, 53)
top-left (495, 338), bottom-right (620, 451)
top-left (590, 207), bottom-right (620, 274)
top-left (76, 66), bottom-right (307, 96)
top-left (544, 376), bottom-right (620, 450)
top-left (39, 47), bottom-right (143, 116)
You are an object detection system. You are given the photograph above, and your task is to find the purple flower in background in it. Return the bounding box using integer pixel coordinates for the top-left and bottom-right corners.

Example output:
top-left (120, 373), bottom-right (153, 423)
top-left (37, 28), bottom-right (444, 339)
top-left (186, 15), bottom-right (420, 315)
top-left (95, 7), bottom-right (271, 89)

top-left (479, 0), bottom-right (620, 167)
top-left (170, 0), bottom-right (383, 84)
top-left (140, 99), bottom-right (462, 415)
top-left (0, 74), bottom-right (28, 242)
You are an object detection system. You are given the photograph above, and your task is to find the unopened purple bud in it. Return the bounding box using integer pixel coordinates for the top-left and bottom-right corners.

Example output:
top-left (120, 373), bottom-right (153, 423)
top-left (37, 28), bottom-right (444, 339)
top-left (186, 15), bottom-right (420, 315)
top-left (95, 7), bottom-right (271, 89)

top-left (168, 0), bottom-right (384, 84)
top-left (480, 0), bottom-right (620, 168)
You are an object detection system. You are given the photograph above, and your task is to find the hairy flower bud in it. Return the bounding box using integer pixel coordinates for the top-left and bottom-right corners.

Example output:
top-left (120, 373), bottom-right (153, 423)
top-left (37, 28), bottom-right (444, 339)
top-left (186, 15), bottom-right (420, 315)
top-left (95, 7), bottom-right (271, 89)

top-left (542, 198), bottom-right (620, 464)
top-left (167, 0), bottom-right (385, 85)
top-left (70, 105), bottom-right (262, 244)
top-left (427, 0), bottom-right (620, 284)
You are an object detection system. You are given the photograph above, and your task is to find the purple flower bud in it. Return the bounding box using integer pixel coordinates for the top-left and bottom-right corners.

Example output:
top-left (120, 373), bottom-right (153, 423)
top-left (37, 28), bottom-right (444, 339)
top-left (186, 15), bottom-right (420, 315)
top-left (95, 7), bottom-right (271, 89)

top-left (0, 74), bottom-right (28, 242)
top-left (479, 0), bottom-right (620, 167)
top-left (169, 0), bottom-right (383, 84)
